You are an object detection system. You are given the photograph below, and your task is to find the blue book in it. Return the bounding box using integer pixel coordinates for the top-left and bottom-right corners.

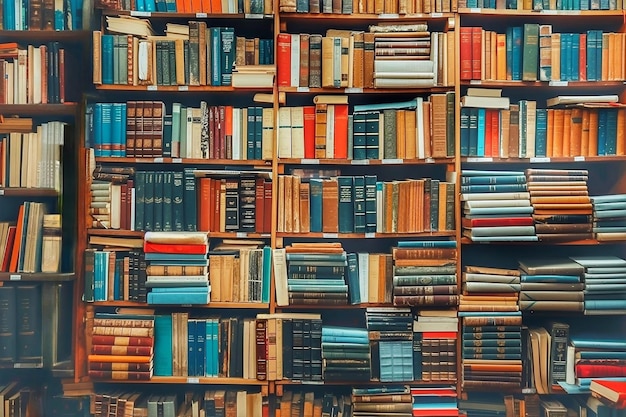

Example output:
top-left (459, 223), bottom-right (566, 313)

top-left (92, 103), bottom-right (103, 156)
top-left (111, 103), bottom-right (125, 157)
top-left (460, 183), bottom-right (528, 193)
top-left (365, 111), bottom-right (380, 159)
top-left (397, 240), bottom-right (457, 248)
top-left (135, 0), bottom-right (146, 10)
top-left (595, 31), bottom-right (603, 82)
top-left (262, 246), bottom-right (271, 303)
top-left (577, 351), bottom-right (626, 359)
top-left (461, 175), bottom-right (526, 185)
top-left (309, 179), bottom-right (323, 233)
top-left (100, 103), bottom-right (113, 157)
top-left (196, 319), bottom-right (205, 377)
top-left (151, 287), bottom-right (210, 293)
top-left (147, 291), bottom-right (210, 304)
top-left (591, 194), bottom-right (626, 204)
top-left (101, 35), bottom-right (115, 85)
top-left (586, 31), bottom-right (596, 81)
top-left (70, 0), bottom-right (83, 29)
top-left (379, 340), bottom-right (413, 382)
top-left (468, 108), bottom-right (478, 156)
top-left (287, 279), bottom-right (347, 286)
top-left (605, 109), bottom-right (618, 155)
top-left (321, 334), bottom-right (370, 344)
top-left (154, 315), bottom-right (173, 376)
top-left (337, 176), bottom-right (354, 233)
top-left (210, 27), bottom-right (222, 86)
top-left (204, 320), bottom-right (213, 377)
top-left (560, 33), bottom-right (572, 81)
top-left (247, 107), bottom-right (256, 159)
top-left (346, 253), bottom-right (360, 305)
top-left (476, 108), bottom-right (486, 157)
top-left (571, 33), bottom-right (580, 80)
top-left (460, 107), bottom-right (470, 156)
top-left (511, 27), bottom-right (523, 81)
top-left (322, 326), bottom-right (369, 338)
top-left (569, 338), bottom-right (626, 349)
top-left (54, 1), bottom-right (64, 30)
top-left (188, 319), bottom-right (198, 376)
top-left (462, 170), bottom-right (525, 176)
top-left (353, 176), bottom-right (366, 233)
top-left (288, 284), bottom-right (348, 292)
top-left (93, 250), bottom-right (108, 302)
top-left (3, 0), bottom-right (15, 30)
top-left (183, 168), bottom-right (197, 231)
top-left (593, 201), bottom-right (626, 211)
top-left (585, 299), bottom-right (626, 310)
top-left (595, 209), bottom-right (626, 219)
top-left (520, 274), bottom-right (580, 283)
top-left (535, 108), bottom-right (548, 157)
top-left (352, 113), bottom-right (367, 160)
top-left (365, 176), bottom-right (377, 233)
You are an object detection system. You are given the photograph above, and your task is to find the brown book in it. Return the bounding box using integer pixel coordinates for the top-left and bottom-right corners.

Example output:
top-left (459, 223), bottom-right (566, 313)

top-left (198, 22), bottom-right (207, 85)
top-left (309, 34), bottom-right (322, 88)
top-left (465, 265), bottom-right (521, 276)
top-left (430, 94), bottom-right (448, 158)
top-left (314, 103), bottom-right (327, 158)
top-left (91, 335), bottom-right (154, 346)
top-left (89, 360), bottom-right (153, 371)
top-left (125, 101), bottom-right (137, 158)
top-left (91, 326), bottom-right (154, 337)
top-left (299, 34), bottom-right (310, 88)
top-left (363, 33), bottom-right (375, 89)
top-left (134, 101), bottom-right (145, 157)
top-left (152, 101), bottom-right (164, 156)
top-left (321, 178), bottom-right (339, 233)
top-left (91, 344), bottom-right (153, 356)
top-left (42, 0), bottom-right (54, 30)
top-left (394, 294), bottom-right (459, 306)
top-left (530, 196), bottom-right (591, 204)
top-left (508, 104), bottom-right (520, 158)
top-left (299, 182), bottom-right (310, 233)
top-left (392, 247), bottom-right (457, 260)
top-left (88, 369), bottom-right (152, 381)
top-left (463, 316), bottom-right (523, 326)
top-left (93, 318), bottom-right (154, 328)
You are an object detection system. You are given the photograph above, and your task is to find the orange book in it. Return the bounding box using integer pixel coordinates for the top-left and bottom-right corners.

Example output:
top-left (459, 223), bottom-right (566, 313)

top-left (201, 0), bottom-right (212, 12)
top-left (569, 108), bottom-right (583, 157)
top-left (1, 226), bottom-right (16, 272)
top-left (405, 109), bottom-right (417, 159)
top-left (616, 108), bottom-right (626, 156)
top-left (588, 109), bottom-right (599, 156)
top-left (197, 177), bottom-right (212, 232)
top-left (175, 0), bottom-right (188, 12)
top-left (396, 110), bottom-right (407, 159)
top-left (303, 106), bottom-right (315, 159)
top-left (88, 354), bottom-right (153, 363)
top-left (321, 178), bottom-right (338, 233)
top-left (590, 379), bottom-right (626, 408)
top-left (211, 0), bottom-right (222, 12)
top-left (551, 110), bottom-right (565, 157)
top-left (561, 109), bottom-right (572, 156)
top-left (546, 109), bottom-right (555, 157)
top-left (189, 0), bottom-right (202, 11)
top-left (580, 109), bottom-right (590, 156)
top-left (9, 204), bottom-right (25, 273)
top-left (463, 363), bottom-right (523, 372)
top-left (579, 33), bottom-right (587, 81)
top-left (276, 34), bottom-right (291, 88)
top-left (333, 104), bottom-right (349, 159)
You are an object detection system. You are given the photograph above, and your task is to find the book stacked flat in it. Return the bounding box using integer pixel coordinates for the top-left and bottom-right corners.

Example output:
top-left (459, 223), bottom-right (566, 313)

top-left (413, 310), bottom-right (458, 382)
top-left (461, 265), bottom-right (521, 313)
top-left (88, 313), bottom-right (155, 381)
top-left (371, 23), bottom-right (436, 88)
top-left (460, 170), bottom-right (537, 242)
top-left (411, 386), bottom-right (459, 417)
top-left (460, 312), bottom-right (523, 392)
top-left (351, 385), bottom-right (412, 417)
top-left (570, 255), bottom-right (626, 315)
top-left (526, 169), bottom-right (593, 242)
top-left (279, 390), bottom-right (351, 417)
top-left (143, 232), bottom-right (210, 305)
top-left (285, 243), bottom-right (348, 306)
top-left (564, 336), bottom-right (626, 391)
top-left (591, 194), bottom-right (626, 241)
top-left (518, 258), bottom-right (585, 312)
top-left (321, 326), bottom-right (371, 382)
top-left (366, 307), bottom-right (414, 383)
top-left (590, 379), bottom-right (626, 408)
top-left (458, 393), bottom-right (507, 417)
top-left (391, 240), bottom-right (458, 307)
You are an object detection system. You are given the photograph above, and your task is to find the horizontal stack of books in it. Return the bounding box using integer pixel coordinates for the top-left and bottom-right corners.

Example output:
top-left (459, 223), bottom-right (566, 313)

top-left (565, 336), bottom-right (626, 391)
top-left (278, 390), bottom-right (351, 417)
top-left (410, 386), bottom-right (458, 417)
top-left (351, 385), bottom-right (412, 416)
top-left (458, 394), bottom-right (507, 417)
top-left (144, 232), bottom-right (210, 305)
top-left (590, 379), bottom-right (626, 409)
top-left (518, 258), bottom-right (585, 312)
top-left (460, 312), bottom-right (523, 392)
top-left (461, 265), bottom-right (520, 313)
top-left (391, 241), bottom-right (458, 307)
top-left (88, 313), bottom-right (155, 381)
top-left (527, 169), bottom-right (593, 242)
top-left (413, 310), bottom-right (458, 383)
top-left (321, 326), bottom-right (370, 382)
top-left (461, 170), bottom-right (537, 242)
top-left (571, 255), bottom-right (626, 315)
top-left (591, 194), bottom-right (626, 241)
top-left (366, 307), bottom-right (413, 383)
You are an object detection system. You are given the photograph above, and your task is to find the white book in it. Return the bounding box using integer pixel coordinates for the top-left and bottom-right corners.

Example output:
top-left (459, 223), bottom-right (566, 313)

top-left (290, 34), bottom-right (300, 88)
top-left (272, 248), bottom-right (289, 306)
top-left (277, 106), bottom-right (292, 158)
top-left (262, 107), bottom-right (274, 160)
top-left (374, 78), bottom-right (435, 88)
top-left (373, 72), bottom-right (435, 79)
top-left (232, 107), bottom-right (241, 160)
top-left (461, 191), bottom-right (531, 201)
top-left (415, 97), bottom-right (425, 159)
top-left (111, 183), bottom-right (122, 230)
top-left (546, 94), bottom-right (619, 107)
top-left (290, 106), bottom-right (305, 159)
top-left (525, 100), bottom-right (537, 158)
top-left (374, 59), bottom-right (434, 74)
top-left (357, 252), bottom-right (369, 303)
top-left (33, 46), bottom-right (42, 104)
top-left (325, 104), bottom-right (335, 158)
top-left (464, 199), bottom-right (531, 208)
top-left (17, 49), bottom-right (28, 104)
top-left (461, 95), bottom-right (510, 109)
top-left (430, 31), bottom-right (438, 85)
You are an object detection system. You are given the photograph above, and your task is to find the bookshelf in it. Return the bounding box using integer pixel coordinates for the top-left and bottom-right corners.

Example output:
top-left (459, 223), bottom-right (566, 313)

top-left (66, 0), bottom-right (626, 416)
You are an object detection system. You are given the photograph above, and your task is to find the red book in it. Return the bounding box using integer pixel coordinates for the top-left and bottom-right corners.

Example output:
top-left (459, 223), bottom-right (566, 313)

top-left (143, 242), bottom-right (208, 254)
top-left (1, 226), bottom-right (16, 272)
top-left (91, 344), bottom-right (153, 356)
top-left (264, 181), bottom-right (272, 234)
top-left (590, 379), bottom-right (626, 408)
top-left (333, 104), bottom-right (349, 159)
top-left (224, 105), bottom-right (233, 159)
top-left (59, 48), bottom-right (65, 103)
top-left (421, 331), bottom-right (458, 339)
top-left (255, 178), bottom-right (265, 233)
top-left (197, 177), bottom-right (212, 232)
top-left (576, 363), bottom-right (626, 378)
top-left (579, 33), bottom-right (587, 81)
top-left (9, 205), bottom-right (25, 273)
top-left (459, 27), bottom-right (472, 81)
top-left (303, 105), bottom-right (316, 159)
top-left (210, 0), bottom-right (221, 13)
top-left (214, 178), bottom-right (222, 233)
top-left (462, 217), bottom-right (534, 228)
top-left (490, 109), bottom-right (500, 157)
top-left (484, 109), bottom-right (493, 157)
top-left (91, 335), bottom-right (154, 346)
top-left (471, 27), bottom-right (482, 80)
top-left (276, 33), bottom-right (292, 87)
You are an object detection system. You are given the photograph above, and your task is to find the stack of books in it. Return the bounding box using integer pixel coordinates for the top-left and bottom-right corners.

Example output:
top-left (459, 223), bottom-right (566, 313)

top-left (413, 310), bottom-right (458, 382)
top-left (460, 170), bottom-right (536, 242)
top-left (284, 243), bottom-right (349, 306)
top-left (461, 265), bottom-right (521, 313)
top-left (591, 194), bottom-right (626, 241)
top-left (458, 394), bottom-right (507, 417)
top-left (410, 386), bottom-right (458, 417)
top-left (372, 23), bottom-right (436, 88)
top-left (590, 379), bottom-right (626, 408)
top-left (277, 390), bottom-right (349, 417)
top-left (88, 313), bottom-right (155, 381)
top-left (570, 255), bottom-right (626, 315)
top-left (391, 240), bottom-right (458, 307)
top-left (144, 232), bottom-right (210, 305)
top-left (526, 168), bottom-right (593, 242)
top-left (321, 326), bottom-right (370, 382)
top-left (366, 307), bottom-right (413, 383)
top-left (460, 312), bottom-right (523, 391)
top-left (351, 385), bottom-right (412, 416)
top-left (565, 336), bottom-right (626, 391)
top-left (518, 258), bottom-right (585, 312)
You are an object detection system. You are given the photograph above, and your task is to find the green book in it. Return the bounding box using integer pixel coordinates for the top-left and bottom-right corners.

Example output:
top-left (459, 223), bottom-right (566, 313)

top-left (153, 171), bottom-right (164, 232)
top-left (382, 109), bottom-right (397, 159)
top-left (337, 176), bottom-right (354, 234)
top-left (162, 171), bottom-right (173, 232)
top-left (446, 91), bottom-right (456, 157)
top-left (522, 23), bottom-right (539, 81)
top-left (183, 168), bottom-right (197, 231)
top-left (134, 171), bottom-right (145, 230)
top-left (143, 171), bottom-right (155, 232)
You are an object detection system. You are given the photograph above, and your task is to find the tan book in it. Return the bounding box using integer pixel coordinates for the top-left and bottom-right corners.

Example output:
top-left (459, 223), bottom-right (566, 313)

top-left (283, 175), bottom-right (293, 233)
top-left (405, 109), bottom-right (417, 159)
top-left (352, 31), bottom-right (364, 89)
top-left (321, 36), bottom-right (334, 88)
top-left (314, 103), bottom-right (328, 158)
top-left (551, 33), bottom-right (561, 81)
top-left (262, 107), bottom-right (274, 160)
top-left (93, 31), bottom-right (102, 85)
top-left (363, 33), bottom-right (375, 89)
top-left (430, 94), bottom-right (448, 158)
top-left (292, 175), bottom-right (301, 234)
top-left (299, 182), bottom-right (310, 233)
top-left (277, 175), bottom-right (286, 232)
top-left (321, 178), bottom-right (339, 233)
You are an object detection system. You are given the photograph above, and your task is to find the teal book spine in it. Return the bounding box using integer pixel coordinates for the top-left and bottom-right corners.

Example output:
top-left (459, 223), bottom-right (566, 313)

top-left (205, 320), bottom-right (214, 377)
top-left (111, 103), bottom-right (125, 157)
top-left (365, 111), bottom-right (380, 159)
top-left (535, 108), bottom-right (548, 157)
top-left (210, 27), bottom-right (222, 86)
top-left (262, 246), bottom-right (271, 303)
top-left (560, 33), bottom-right (572, 81)
top-left (143, 171), bottom-right (155, 231)
top-left (522, 23), bottom-right (539, 81)
top-left (100, 103), bottom-right (113, 157)
top-left (571, 33), bottom-right (580, 80)
top-left (154, 315), bottom-right (173, 376)
top-left (147, 291), bottom-right (210, 304)
top-left (352, 113), bottom-right (367, 160)
top-left (460, 183), bottom-right (528, 193)
top-left (255, 106), bottom-right (263, 160)
top-left (337, 176), bottom-right (354, 233)
top-left (162, 171), bottom-right (173, 232)
top-left (397, 240), bottom-right (457, 248)
top-left (365, 175), bottom-right (377, 234)
top-left (153, 171), bottom-right (164, 232)
top-left (506, 27), bottom-right (513, 80)
top-left (468, 108), bottom-right (478, 156)
top-left (353, 176), bottom-right (366, 233)
top-left (101, 35), bottom-right (115, 84)
top-left (92, 103), bottom-right (103, 156)
top-left (247, 107), bottom-right (256, 159)
top-left (286, 253), bottom-right (347, 262)
top-left (461, 175), bottom-right (526, 184)
top-left (196, 319), bottom-right (205, 377)
top-left (462, 339), bottom-right (522, 347)
top-left (346, 253), bottom-right (360, 305)
top-left (446, 92), bottom-right (456, 157)
top-left (460, 107), bottom-right (470, 156)
top-left (476, 108), bottom-right (486, 157)
top-left (605, 109), bottom-right (618, 155)
top-left (0, 286), bottom-right (17, 362)
top-left (511, 26), bottom-right (523, 81)
top-left (220, 27), bottom-right (235, 86)
top-left (309, 179), bottom-right (323, 233)
top-left (183, 168), bottom-right (197, 231)
top-left (597, 109), bottom-right (608, 156)
top-left (187, 319), bottom-right (197, 376)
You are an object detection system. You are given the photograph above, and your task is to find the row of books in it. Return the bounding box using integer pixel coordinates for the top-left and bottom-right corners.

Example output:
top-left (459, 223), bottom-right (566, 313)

top-left (2, 0), bottom-right (84, 30)
top-left (103, 0), bottom-right (273, 14)
top-left (280, 0), bottom-right (458, 13)
top-left (94, 26), bottom-right (273, 87)
top-left (0, 203), bottom-right (62, 274)
top-left (460, 26), bottom-right (621, 82)
top-left (277, 94), bottom-right (455, 160)
top-left (276, 26), bottom-right (454, 89)
top-left (0, 42), bottom-right (66, 105)
top-left (88, 315), bottom-right (155, 381)
top-left (86, 101), bottom-right (272, 160)
top-left (0, 383), bottom-right (43, 417)
top-left (459, 0), bottom-right (626, 9)
top-left (276, 175), bottom-right (455, 235)
top-left (0, 284), bottom-right (42, 364)
top-left (460, 100), bottom-right (626, 158)
top-left (92, 389), bottom-right (263, 417)
top-left (1, 121), bottom-right (66, 191)
top-left (83, 249), bottom-right (147, 303)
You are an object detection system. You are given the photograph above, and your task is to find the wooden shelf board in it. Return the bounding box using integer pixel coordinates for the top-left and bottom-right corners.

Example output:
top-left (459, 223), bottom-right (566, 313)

top-left (0, 30), bottom-right (90, 41)
top-left (461, 237), bottom-right (604, 245)
top-left (279, 86), bottom-right (454, 94)
top-left (280, 12), bottom-right (455, 20)
top-left (278, 157), bottom-right (454, 165)
top-left (275, 379), bottom-right (457, 385)
top-left (0, 103), bottom-right (79, 116)
top-left (95, 85), bottom-right (273, 92)
top-left (462, 155), bottom-right (626, 163)
top-left (461, 80), bottom-right (625, 87)
top-left (0, 187), bottom-right (59, 197)
top-left (91, 301), bottom-right (269, 309)
top-left (0, 272), bottom-right (75, 282)
top-left (102, 10), bottom-right (273, 19)
top-left (279, 231), bottom-right (456, 238)
top-left (95, 157), bottom-right (272, 166)
top-left (458, 8), bottom-right (626, 16)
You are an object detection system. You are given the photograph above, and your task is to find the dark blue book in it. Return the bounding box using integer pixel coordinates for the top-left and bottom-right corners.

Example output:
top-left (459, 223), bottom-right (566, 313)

top-left (462, 339), bottom-right (522, 348)
top-left (535, 108), bottom-right (548, 157)
top-left (143, 171), bottom-right (155, 231)
top-left (605, 109), bottom-right (618, 155)
top-left (100, 103), bottom-right (113, 157)
top-left (183, 168), bottom-right (197, 231)
top-left (460, 107), bottom-right (470, 156)
top-left (254, 106), bottom-right (263, 160)
top-left (209, 27), bottom-right (222, 86)
top-left (511, 26), bottom-right (523, 81)
top-left (346, 253), bottom-right (360, 305)
top-left (353, 176), bottom-right (366, 233)
top-left (397, 240), bottom-right (457, 248)
top-left (561, 33), bottom-right (572, 81)
top-left (460, 183), bottom-right (528, 193)
top-left (468, 108), bottom-right (478, 156)
top-left (352, 113), bottom-right (367, 160)
top-left (365, 175), bottom-right (377, 233)
top-left (187, 319), bottom-right (197, 376)
top-left (365, 111), bottom-right (380, 159)
top-left (247, 106), bottom-right (256, 159)
top-left (571, 33), bottom-right (580, 80)
top-left (309, 179), bottom-right (323, 233)
top-left (461, 175), bottom-right (526, 185)
top-left (338, 176), bottom-right (354, 233)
